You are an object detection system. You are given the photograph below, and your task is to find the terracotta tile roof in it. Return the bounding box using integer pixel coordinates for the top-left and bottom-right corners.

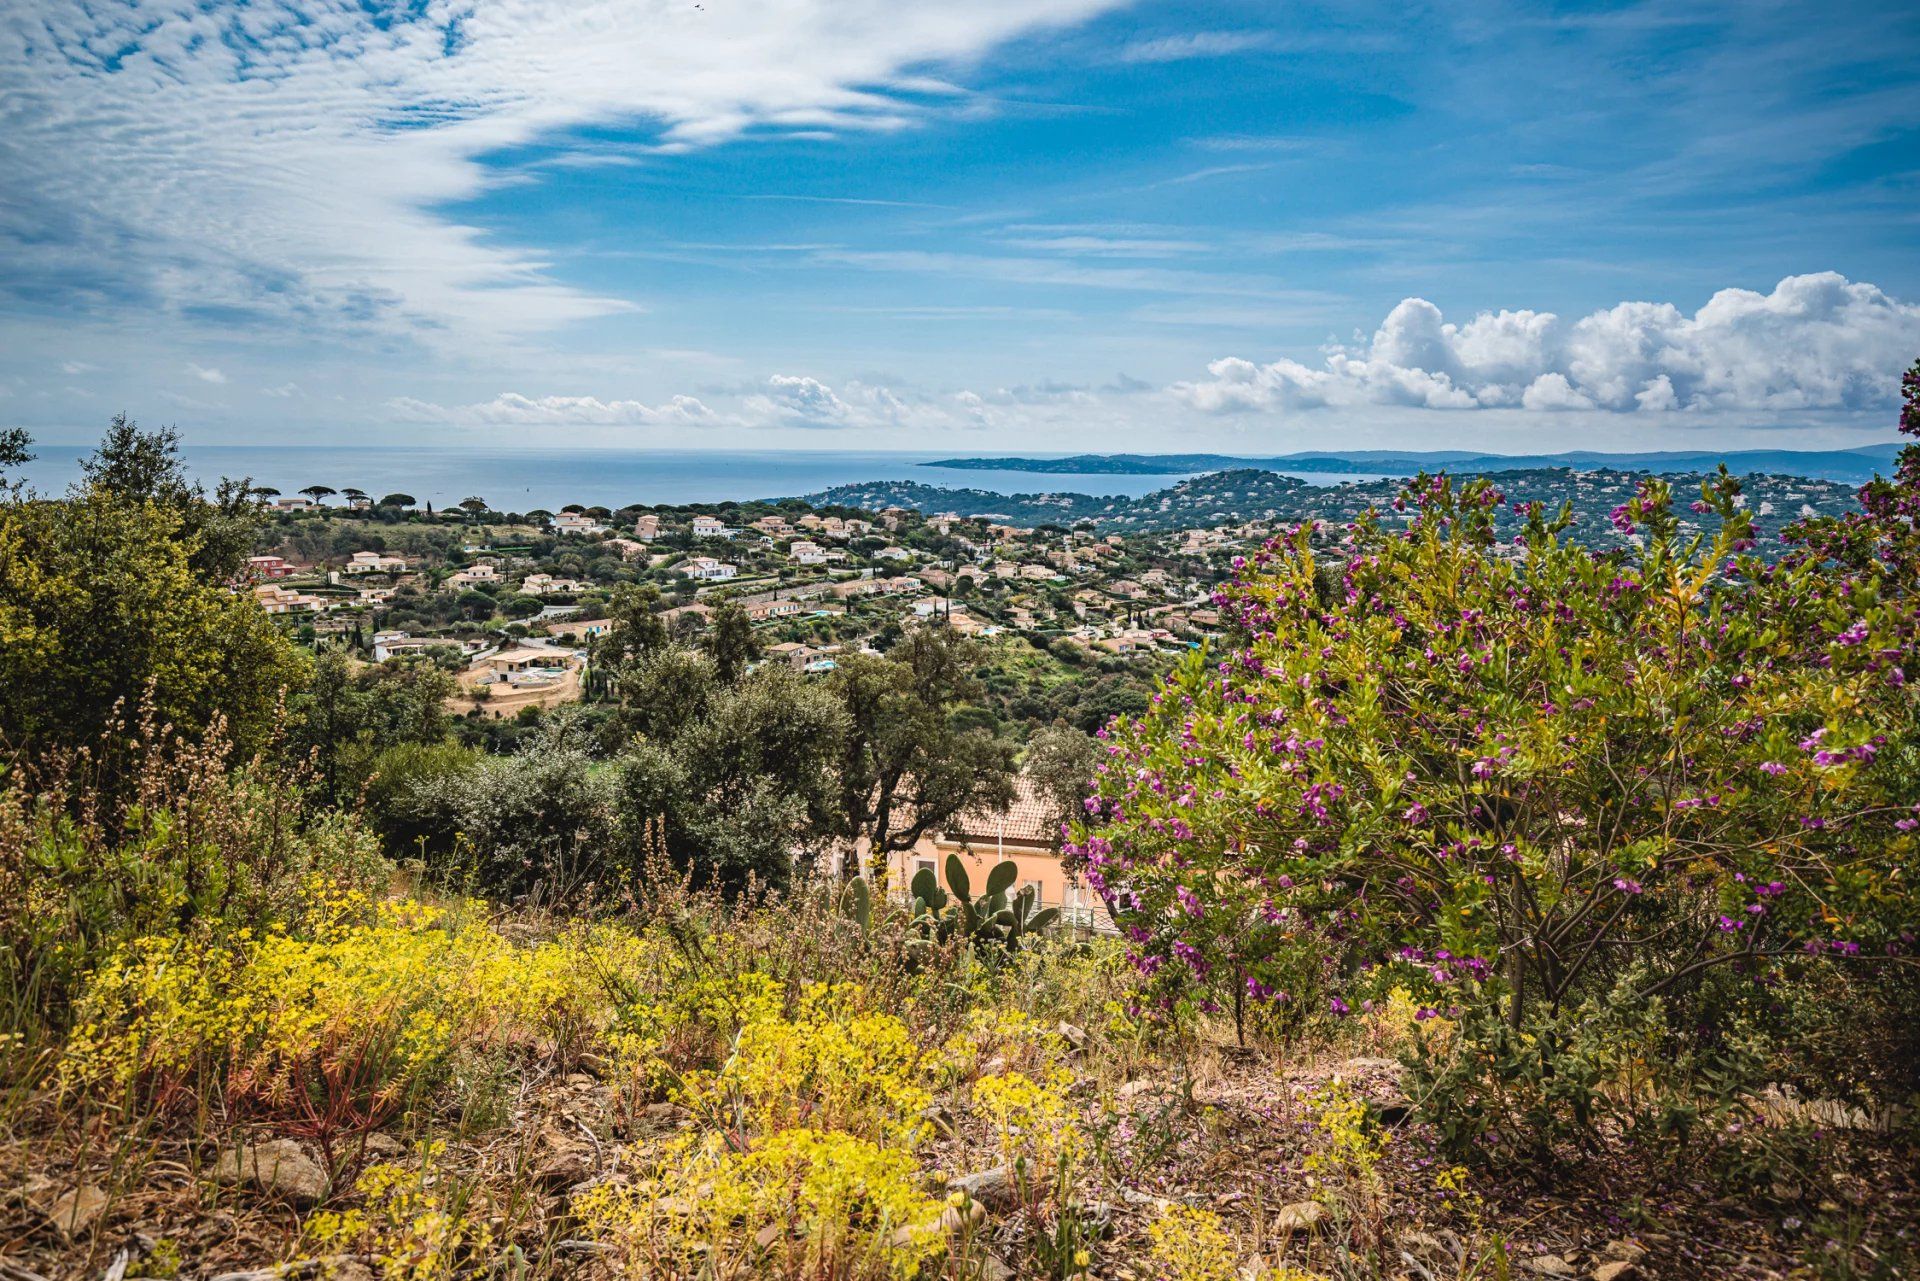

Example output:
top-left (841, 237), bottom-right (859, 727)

top-left (945, 775), bottom-right (1058, 847)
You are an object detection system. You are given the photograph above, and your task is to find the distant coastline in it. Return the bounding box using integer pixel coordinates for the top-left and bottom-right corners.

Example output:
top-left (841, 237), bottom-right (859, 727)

top-left (924, 444), bottom-right (1906, 485)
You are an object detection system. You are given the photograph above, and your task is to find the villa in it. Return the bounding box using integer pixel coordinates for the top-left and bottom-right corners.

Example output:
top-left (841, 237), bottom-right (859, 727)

top-left (550, 512), bottom-right (606, 536)
top-left (446, 562), bottom-right (500, 586)
top-left (882, 776), bottom-right (1110, 933)
top-left (519, 572), bottom-right (593, 595)
top-left (344, 550), bottom-right (408, 574)
top-left (253, 583), bottom-right (329, 614)
top-left (449, 642), bottom-right (584, 718)
top-left (245, 555), bottom-right (296, 580)
top-left (681, 556), bottom-right (738, 581)
top-left (745, 598), bottom-right (805, 622)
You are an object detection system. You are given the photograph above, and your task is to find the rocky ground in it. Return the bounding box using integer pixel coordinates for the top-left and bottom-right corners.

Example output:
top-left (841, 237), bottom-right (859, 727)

top-left (8, 1031), bottom-right (1913, 1281)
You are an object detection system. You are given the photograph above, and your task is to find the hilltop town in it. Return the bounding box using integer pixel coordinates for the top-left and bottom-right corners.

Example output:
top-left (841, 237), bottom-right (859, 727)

top-left (241, 487), bottom-right (1265, 738)
top-left (239, 464), bottom-right (1863, 742)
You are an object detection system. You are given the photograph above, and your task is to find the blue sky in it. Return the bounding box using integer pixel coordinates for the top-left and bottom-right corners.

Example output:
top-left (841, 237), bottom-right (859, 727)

top-left (3, 0), bottom-right (1918, 452)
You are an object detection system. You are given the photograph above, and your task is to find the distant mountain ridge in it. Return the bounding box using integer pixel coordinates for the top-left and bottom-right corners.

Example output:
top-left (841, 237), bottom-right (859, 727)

top-left (925, 444), bottom-right (1904, 485)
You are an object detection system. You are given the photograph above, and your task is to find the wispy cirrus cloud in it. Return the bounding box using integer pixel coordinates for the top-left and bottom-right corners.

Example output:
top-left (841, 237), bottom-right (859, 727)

top-left (389, 392), bottom-right (718, 427)
top-left (0, 0), bottom-right (1126, 347)
top-left (1117, 31), bottom-right (1276, 64)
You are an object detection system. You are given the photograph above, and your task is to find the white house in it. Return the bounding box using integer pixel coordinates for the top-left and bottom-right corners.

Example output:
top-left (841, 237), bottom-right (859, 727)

top-left (789, 539), bottom-right (829, 565)
top-left (344, 550), bottom-right (408, 574)
top-left (691, 516), bottom-right (733, 539)
top-left (682, 556), bottom-right (738, 581)
top-left (550, 512), bottom-right (606, 536)
top-left (518, 573), bottom-right (592, 595)
top-left (447, 562), bottom-right (501, 587)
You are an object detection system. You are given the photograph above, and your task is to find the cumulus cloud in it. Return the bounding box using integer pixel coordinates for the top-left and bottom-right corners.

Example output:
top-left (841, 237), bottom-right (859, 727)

top-left (740, 374), bottom-right (926, 429)
top-left (1, 0), bottom-right (1123, 344)
top-left (186, 363), bottom-right (228, 385)
top-left (1172, 273), bottom-right (1920, 416)
top-left (389, 392), bottom-right (717, 426)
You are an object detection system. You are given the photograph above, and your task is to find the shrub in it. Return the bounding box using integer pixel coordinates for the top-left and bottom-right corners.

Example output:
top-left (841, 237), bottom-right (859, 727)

top-left (61, 898), bottom-right (646, 1145)
top-left (0, 717), bottom-right (384, 1032)
top-left (676, 982), bottom-right (935, 1148)
top-left (580, 1128), bottom-right (945, 1280)
top-left (1068, 463), bottom-right (1917, 1159)
top-left (1145, 1204), bottom-right (1239, 1281)
top-left (406, 721), bottom-right (616, 901)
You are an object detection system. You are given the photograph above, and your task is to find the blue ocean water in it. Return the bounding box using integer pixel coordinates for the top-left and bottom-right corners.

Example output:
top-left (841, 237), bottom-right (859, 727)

top-left (12, 444), bottom-right (1376, 509)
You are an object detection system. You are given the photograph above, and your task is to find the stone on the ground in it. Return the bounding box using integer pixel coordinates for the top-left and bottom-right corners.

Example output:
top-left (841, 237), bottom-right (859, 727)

top-left (948, 1165), bottom-right (1012, 1203)
top-left (1273, 1201), bottom-right (1326, 1234)
top-left (939, 1197), bottom-right (988, 1234)
top-left (45, 1183), bottom-right (108, 1238)
top-left (212, 1139), bottom-right (329, 1205)
top-left (1526, 1255), bottom-right (1575, 1276)
top-left (1592, 1261), bottom-right (1637, 1281)
top-left (360, 1132), bottom-right (404, 1159)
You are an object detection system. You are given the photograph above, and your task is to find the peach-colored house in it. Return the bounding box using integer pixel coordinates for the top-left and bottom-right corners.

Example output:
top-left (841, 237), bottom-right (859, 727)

top-left (884, 776), bottom-right (1111, 933)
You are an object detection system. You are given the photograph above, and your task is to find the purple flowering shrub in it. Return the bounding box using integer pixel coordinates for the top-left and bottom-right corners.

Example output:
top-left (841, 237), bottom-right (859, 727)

top-left (1066, 361), bottom-right (1920, 1157)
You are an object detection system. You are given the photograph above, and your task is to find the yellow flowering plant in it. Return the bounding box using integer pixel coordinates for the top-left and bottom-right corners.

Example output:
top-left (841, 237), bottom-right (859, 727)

top-left (1146, 1204), bottom-right (1240, 1281)
top-left (305, 1142), bottom-right (494, 1281)
top-left (61, 899), bottom-right (652, 1138)
top-left (678, 982), bottom-right (934, 1148)
top-left (579, 1128), bottom-right (945, 1281)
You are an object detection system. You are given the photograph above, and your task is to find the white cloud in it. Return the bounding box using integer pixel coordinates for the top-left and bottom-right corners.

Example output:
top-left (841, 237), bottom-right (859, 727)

top-left (1519, 372), bottom-right (1593, 412)
top-left (748, 375), bottom-right (855, 425)
top-left (741, 374), bottom-right (928, 429)
top-left (1119, 31), bottom-right (1275, 63)
top-left (1172, 273), bottom-right (1920, 416)
top-left (1, 0), bottom-right (1123, 345)
top-left (186, 362), bottom-right (228, 384)
top-left (390, 392), bottom-right (717, 426)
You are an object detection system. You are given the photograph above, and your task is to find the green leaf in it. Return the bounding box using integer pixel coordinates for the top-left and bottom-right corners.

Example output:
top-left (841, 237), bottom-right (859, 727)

top-left (945, 854), bottom-right (972, 903)
top-left (985, 860), bottom-right (1018, 897)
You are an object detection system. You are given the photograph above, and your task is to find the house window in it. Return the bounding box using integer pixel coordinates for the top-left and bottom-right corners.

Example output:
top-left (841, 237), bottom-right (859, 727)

top-left (1019, 879), bottom-right (1044, 905)
top-left (914, 858), bottom-right (937, 886)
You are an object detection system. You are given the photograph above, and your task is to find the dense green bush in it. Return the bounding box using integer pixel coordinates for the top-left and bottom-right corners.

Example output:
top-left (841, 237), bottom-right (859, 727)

top-left (1067, 364), bottom-right (1920, 1163)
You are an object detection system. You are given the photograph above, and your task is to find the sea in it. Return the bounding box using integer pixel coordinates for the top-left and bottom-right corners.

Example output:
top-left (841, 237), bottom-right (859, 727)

top-left (12, 444), bottom-right (1379, 510)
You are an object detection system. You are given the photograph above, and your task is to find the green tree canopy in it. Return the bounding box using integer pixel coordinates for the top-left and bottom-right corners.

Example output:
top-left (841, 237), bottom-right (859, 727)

top-left (702, 599), bottom-right (762, 684)
top-left (0, 423), bottom-right (302, 774)
top-left (825, 626), bottom-right (1015, 879)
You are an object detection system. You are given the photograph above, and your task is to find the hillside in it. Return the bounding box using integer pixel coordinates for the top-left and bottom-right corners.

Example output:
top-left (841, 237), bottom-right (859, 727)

top-left (804, 464), bottom-right (1863, 546)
